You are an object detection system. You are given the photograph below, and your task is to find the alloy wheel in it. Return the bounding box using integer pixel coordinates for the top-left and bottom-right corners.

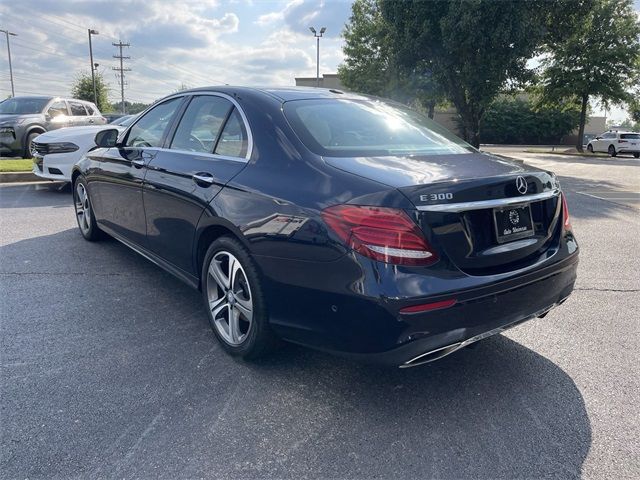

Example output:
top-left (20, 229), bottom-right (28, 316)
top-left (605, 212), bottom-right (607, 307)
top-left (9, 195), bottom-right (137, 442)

top-left (75, 183), bottom-right (91, 235)
top-left (207, 251), bottom-right (253, 345)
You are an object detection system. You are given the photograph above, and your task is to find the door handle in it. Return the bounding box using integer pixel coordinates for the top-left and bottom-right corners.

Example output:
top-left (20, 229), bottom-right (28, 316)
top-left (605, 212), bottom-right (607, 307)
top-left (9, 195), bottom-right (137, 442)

top-left (88, 119), bottom-right (94, 124)
top-left (192, 172), bottom-right (215, 186)
top-left (131, 158), bottom-right (145, 168)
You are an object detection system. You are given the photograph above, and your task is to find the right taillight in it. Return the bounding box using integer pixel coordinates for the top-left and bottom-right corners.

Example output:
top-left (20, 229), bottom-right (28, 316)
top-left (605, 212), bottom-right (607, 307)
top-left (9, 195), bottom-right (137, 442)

top-left (562, 193), bottom-right (572, 231)
top-left (321, 205), bottom-right (438, 266)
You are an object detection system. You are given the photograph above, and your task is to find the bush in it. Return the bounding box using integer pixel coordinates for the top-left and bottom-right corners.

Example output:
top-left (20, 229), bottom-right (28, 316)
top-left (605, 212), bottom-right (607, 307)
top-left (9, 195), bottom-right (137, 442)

top-left (480, 98), bottom-right (580, 144)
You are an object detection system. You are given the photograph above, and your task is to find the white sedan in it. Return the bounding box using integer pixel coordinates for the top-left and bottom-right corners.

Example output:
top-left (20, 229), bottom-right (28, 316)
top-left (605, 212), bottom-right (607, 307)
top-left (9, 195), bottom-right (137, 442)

top-left (31, 115), bottom-right (136, 181)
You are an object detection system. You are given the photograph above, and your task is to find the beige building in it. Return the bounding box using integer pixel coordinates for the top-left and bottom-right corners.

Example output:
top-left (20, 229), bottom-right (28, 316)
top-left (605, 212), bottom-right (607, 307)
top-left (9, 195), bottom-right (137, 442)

top-left (294, 73), bottom-right (345, 90)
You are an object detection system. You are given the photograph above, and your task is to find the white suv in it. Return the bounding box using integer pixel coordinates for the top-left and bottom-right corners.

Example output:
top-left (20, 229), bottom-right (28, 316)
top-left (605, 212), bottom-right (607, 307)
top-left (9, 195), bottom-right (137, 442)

top-left (587, 131), bottom-right (640, 158)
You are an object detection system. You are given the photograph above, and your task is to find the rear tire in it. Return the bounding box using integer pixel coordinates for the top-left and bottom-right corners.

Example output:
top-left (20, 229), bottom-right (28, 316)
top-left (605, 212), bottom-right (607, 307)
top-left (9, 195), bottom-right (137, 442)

top-left (73, 176), bottom-right (104, 241)
top-left (22, 131), bottom-right (40, 159)
top-left (201, 236), bottom-right (279, 360)
top-left (634, 153), bottom-right (639, 158)
top-left (608, 145), bottom-right (617, 157)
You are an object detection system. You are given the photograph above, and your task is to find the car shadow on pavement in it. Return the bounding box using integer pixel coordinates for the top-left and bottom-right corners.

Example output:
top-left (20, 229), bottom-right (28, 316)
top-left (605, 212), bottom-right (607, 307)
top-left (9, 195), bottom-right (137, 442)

top-left (1, 228), bottom-right (591, 479)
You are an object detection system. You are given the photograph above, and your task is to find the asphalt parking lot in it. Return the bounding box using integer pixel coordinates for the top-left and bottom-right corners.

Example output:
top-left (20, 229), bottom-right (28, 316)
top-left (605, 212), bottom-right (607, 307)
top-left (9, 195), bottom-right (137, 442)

top-left (1, 152), bottom-right (638, 479)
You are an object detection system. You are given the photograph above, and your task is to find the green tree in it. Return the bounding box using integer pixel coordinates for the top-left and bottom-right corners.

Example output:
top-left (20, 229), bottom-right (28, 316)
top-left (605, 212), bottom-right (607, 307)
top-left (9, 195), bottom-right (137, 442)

top-left (338, 0), bottom-right (445, 118)
top-left (540, 0), bottom-right (640, 151)
top-left (111, 100), bottom-right (150, 114)
top-left (480, 97), bottom-right (581, 144)
top-left (380, 0), bottom-right (591, 147)
top-left (70, 71), bottom-right (111, 113)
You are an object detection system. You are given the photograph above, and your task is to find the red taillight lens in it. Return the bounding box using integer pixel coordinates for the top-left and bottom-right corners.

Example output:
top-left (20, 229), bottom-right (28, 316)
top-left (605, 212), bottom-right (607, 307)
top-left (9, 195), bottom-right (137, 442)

top-left (400, 299), bottom-right (456, 314)
top-left (322, 205), bottom-right (438, 266)
top-left (561, 193), bottom-right (572, 231)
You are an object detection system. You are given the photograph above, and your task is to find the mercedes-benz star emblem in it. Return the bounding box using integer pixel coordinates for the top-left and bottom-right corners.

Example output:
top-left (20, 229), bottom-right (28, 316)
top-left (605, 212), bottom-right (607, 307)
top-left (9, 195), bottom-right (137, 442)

top-left (516, 176), bottom-right (528, 195)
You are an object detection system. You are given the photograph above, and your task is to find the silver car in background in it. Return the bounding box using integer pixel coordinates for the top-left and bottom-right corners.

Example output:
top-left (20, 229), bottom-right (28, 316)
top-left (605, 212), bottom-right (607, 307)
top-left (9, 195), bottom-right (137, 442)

top-left (0, 96), bottom-right (106, 158)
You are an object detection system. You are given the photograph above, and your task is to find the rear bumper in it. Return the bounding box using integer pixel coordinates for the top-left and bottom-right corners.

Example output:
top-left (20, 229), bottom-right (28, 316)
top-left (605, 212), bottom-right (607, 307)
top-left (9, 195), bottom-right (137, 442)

top-left (343, 255), bottom-right (577, 366)
top-left (257, 248), bottom-right (578, 366)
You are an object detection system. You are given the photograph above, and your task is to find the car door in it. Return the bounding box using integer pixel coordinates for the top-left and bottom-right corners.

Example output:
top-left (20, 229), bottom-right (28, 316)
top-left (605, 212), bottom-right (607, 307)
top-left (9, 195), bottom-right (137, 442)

top-left (85, 103), bottom-right (107, 125)
top-left (91, 96), bottom-right (186, 247)
top-left (143, 94), bottom-right (251, 275)
top-left (44, 100), bottom-right (71, 130)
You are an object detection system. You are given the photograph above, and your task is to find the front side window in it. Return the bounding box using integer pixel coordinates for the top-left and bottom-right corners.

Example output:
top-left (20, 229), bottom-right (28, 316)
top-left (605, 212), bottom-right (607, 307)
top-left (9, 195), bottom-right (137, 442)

top-left (69, 102), bottom-right (87, 116)
top-left (126, 97), bottom-right (183, 148)
top-left (283, 99), bottom-right (474, 157)
top-left (215, 109), bottom-right (248, 158)
top-left (47, 101), bottom-right (68, 118)
top-left (170, 96), bottom-right (233, 154)
top-left (0, 97), bottom-right (50, 114)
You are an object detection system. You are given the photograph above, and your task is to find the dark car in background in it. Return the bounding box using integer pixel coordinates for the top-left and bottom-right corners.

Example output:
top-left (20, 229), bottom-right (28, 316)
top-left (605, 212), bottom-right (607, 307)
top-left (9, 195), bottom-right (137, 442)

top-left (71, 86), bottom-right (578, 367)
top-left (0, 95), bottom-right (106, 158)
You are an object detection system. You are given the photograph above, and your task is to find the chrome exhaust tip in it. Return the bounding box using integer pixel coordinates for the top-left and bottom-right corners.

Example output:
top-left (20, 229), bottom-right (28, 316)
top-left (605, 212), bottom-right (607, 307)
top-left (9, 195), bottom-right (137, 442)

top-left (399, 342), bottom-right (463, 368)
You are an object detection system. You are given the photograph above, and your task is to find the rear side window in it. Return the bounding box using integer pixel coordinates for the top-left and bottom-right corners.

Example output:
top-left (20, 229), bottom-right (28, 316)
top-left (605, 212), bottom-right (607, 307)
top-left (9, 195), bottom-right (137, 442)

top-left (214, 109), bottom-right (248, 158)
top-left (47, 101), bottom-right (68, 118)
top-left (170, 96), bottom-right (233, 154)
top-left (284, 99), bottom-right (474, 157)
top-left (621, 133), bottom-right (640, 139)
top-left (69, 101), bottom-right (87, 116)
top-left (126, 97), bottom-right (183, 148)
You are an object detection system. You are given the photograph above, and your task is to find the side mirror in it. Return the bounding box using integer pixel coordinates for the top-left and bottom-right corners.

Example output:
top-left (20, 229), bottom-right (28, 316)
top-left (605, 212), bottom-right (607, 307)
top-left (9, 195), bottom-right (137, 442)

top-left (95, 128), bottom-right (119, 148)
top-left (595, 136), bottom-right (601, 140)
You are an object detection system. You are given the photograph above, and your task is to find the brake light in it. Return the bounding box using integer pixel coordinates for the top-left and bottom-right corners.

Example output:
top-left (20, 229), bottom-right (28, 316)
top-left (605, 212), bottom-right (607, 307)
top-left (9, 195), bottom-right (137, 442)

top-left (561, 193), bottom-right (572, 231)
top-left (321, 205), bottom-right (438, 266)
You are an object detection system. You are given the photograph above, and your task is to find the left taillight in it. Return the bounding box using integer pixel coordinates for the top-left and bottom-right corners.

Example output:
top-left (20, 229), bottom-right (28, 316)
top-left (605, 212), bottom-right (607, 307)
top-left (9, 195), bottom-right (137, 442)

top-left (321, 205), bottom-right (438, 266)
top-left (561, 193), bottom-right (572, 231)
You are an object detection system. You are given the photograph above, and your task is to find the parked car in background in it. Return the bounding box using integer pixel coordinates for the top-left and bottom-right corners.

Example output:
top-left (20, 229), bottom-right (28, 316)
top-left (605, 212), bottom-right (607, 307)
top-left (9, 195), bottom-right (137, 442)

top-left (0, 96), bottom-right (106, 158)
top-left (71, 86), bottom-right (578, 367)
top-left (32, 115), bottom-right (137, 182)
top-left (103, 113), bottom-right (126, 123)
top-left (587, 130), bottom-right (640, 157)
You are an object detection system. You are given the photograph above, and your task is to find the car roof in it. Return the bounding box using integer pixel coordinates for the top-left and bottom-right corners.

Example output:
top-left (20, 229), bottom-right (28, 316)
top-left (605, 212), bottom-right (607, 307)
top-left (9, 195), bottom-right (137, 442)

top-left (178, 85), bottom-right (370, 102)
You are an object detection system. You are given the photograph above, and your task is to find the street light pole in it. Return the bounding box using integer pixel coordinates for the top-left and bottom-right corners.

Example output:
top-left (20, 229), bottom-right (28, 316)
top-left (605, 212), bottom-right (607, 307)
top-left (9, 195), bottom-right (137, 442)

top-left (88, 29), bottom-right (99, 106)
top-left (309, 26), bottom-right (326, 88)
top-left (0, 29), bottom-right (17, 97)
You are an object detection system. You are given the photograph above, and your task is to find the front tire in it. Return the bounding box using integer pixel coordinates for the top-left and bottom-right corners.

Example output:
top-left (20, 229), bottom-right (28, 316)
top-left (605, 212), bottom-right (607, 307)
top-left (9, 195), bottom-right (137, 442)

top-left (608, 145), bottom-right (617, 157)
top-left (202, 236), bottom-right (279, 359)
top-left (634, 153), bottom-right (639, 158)
top-left (587, 144), bottom-right (594, 153)
top-left (73, 177), bottom-right (103, 241)
top-left (22, 131), bottom-right (40, 159)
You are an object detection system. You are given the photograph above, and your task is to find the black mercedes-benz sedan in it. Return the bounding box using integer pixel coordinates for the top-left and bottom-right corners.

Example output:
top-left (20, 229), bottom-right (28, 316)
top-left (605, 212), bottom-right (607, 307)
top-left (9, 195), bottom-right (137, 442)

top-left (72, 86), bottom-right (578, 367)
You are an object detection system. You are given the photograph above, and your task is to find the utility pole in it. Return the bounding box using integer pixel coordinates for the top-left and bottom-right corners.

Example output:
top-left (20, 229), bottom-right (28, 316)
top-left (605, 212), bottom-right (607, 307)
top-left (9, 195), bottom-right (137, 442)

top-left (88, 29), bottom-right (99, 106)
top-left (0, 29), bottom-right (17, 97)
top-left (112, 41), bottom-right (131, 114)
top-left (309, 26), bottom-right (326, 87)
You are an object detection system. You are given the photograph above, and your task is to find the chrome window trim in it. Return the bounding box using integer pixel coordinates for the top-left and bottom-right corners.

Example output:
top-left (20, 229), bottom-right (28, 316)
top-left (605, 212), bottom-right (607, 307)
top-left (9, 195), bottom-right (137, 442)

top-left (415, 189), bottom-right (560, 212)
top-left (151, 146), bottom-right (250, 164)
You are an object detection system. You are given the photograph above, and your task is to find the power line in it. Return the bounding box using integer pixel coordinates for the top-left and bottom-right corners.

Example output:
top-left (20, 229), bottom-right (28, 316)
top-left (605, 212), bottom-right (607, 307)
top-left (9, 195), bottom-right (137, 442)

top-left (112, 41), bottom-right (131, 114)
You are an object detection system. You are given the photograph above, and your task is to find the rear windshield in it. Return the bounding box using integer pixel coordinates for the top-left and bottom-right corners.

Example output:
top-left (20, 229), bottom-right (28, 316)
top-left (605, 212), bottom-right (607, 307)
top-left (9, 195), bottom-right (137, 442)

top-left (283, 98), bottom-right (474, 157)
top-left (0, 97), bottom-right (50, 114)
top-left (620, 133), bottom-right (640, 139)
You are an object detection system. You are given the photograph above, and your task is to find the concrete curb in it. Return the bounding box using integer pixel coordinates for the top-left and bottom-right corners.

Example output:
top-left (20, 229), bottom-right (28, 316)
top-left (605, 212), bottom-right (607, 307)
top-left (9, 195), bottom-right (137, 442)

top-left (0, 171), bottom-right (42, 183)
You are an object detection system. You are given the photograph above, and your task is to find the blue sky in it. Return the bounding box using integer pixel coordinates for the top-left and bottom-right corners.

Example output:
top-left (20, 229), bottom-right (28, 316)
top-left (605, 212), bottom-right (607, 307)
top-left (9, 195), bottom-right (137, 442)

top-left (0, 0), bottom-right (352, 104)
top-left (0, 0), bottom-right (638, 121)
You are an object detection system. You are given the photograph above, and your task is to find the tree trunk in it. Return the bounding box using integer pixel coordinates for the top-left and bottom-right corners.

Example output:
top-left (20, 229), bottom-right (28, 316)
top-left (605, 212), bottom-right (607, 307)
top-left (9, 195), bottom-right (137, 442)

top-left (462, 113), bottom-right (481, 148)
top-left (427, 99), bottom-right (436, 119)
top-left (577, 94), bottom-right (588, 152)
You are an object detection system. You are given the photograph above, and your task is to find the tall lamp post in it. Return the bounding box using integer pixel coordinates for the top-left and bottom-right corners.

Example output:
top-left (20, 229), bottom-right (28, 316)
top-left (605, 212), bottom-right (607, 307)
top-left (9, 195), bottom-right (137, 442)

top-left (309, 26), bottom-right (326, 87)
top-left (88, 29), bottom-right (99, 106)
top-left (0, 29), bottom-right (17, 97)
